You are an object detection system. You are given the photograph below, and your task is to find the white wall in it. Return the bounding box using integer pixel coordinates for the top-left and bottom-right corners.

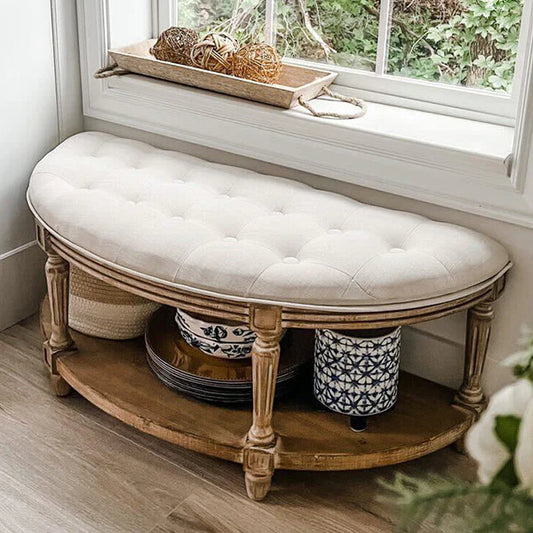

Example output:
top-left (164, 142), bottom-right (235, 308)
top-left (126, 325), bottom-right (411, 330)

top-left (85, 118), bottom-right (533, 395)
top-left (0, 1), bottom-right (82, 330)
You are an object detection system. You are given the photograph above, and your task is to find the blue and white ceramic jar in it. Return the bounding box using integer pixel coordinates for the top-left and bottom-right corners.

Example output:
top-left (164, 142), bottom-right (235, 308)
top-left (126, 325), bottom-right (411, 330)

top-left (313, 327), bottom-right (401, 431)
top-left (175, 308), bottom-right (256, 359)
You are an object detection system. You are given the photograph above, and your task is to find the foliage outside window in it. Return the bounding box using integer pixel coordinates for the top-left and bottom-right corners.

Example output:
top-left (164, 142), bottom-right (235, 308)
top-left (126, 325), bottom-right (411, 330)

top-left (177, 0), bottom-right (524, 92)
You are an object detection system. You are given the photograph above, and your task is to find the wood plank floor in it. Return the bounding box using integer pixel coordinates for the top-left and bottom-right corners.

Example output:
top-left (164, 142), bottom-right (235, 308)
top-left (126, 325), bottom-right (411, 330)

top-left (0, 314), bottom-right (477, 533)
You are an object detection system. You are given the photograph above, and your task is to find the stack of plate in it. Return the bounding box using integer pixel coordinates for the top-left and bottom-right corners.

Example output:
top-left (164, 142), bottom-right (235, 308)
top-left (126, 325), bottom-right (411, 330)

top-left (145, 308), bottom-right (310, 404)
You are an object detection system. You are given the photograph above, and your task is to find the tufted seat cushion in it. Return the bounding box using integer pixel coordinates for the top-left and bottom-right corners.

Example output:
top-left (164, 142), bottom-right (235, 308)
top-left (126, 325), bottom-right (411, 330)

top-left (28, 132), bottom-right (510, 309)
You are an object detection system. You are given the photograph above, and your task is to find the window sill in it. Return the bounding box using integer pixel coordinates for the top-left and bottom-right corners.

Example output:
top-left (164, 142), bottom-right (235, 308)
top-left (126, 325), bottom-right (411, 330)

top-left (82, 72), bottom-right (533, 227)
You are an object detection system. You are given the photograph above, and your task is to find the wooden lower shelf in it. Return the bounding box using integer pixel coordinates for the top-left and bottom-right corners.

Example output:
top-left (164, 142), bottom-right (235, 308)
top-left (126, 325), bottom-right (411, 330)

top-left (41, 305), bottom-right (473, 472)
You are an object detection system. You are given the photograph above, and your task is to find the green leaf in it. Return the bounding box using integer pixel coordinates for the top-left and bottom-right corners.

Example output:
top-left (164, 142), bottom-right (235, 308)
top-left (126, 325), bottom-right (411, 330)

top-left (384, 474), bottom-right (533, 533)
top-left (494, 414), bottom-right (521, 452)
top-left (491, 458), bottom-right (519, 489)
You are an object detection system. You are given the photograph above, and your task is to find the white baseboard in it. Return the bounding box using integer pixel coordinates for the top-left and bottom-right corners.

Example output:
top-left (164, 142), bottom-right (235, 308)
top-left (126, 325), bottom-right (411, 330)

top-left (0, 242), bottom-right (46, 331)
top-left (402, 326), bottom-right (514, 396)
top-left (0, 240), bottom-right (38, 262)
top-left (401, 326), bottom-right (464, 390)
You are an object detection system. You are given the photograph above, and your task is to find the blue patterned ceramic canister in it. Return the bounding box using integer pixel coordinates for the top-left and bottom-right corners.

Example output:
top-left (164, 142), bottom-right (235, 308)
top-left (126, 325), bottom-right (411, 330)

top-left (313, 327), bottom-right (401, 429)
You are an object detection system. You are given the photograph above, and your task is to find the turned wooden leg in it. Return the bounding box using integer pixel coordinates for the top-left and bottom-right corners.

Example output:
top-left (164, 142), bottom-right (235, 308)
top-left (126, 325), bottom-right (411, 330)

top-left (453, 300), bottom-right (494, 416)
top-left (43, 252), bottom-right (75, 396)
top-left (243, 304), bottom-right (283, 501)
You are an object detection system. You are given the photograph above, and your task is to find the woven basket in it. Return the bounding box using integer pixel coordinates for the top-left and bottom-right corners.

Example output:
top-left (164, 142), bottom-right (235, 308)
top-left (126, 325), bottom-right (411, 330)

top-left (69, 266), bottom-right (160, 339)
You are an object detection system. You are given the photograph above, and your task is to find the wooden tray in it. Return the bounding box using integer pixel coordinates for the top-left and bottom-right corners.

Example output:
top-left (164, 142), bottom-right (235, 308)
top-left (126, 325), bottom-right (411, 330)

top-left (109, 39), bottom-right (337, 108)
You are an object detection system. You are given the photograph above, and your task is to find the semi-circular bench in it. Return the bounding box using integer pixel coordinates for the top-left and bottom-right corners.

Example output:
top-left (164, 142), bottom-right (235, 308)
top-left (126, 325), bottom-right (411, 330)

top-left (28, 132), bottom-right (511, 500)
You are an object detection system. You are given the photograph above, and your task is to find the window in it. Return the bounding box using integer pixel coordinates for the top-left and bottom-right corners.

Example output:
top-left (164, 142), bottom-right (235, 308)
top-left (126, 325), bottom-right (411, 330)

top-left (154, 0), bottom-right (531, 123)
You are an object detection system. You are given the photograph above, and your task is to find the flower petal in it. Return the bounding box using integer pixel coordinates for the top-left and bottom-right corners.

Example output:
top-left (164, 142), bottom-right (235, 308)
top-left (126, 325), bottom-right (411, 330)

top-left (466, 379), bottom-right (533, 484)
top-left (486, 379), bottom-right (533, 417)
top-left (501, 350), bottom-right (533, 368)
top-left (466, 411), bottom-right (510, 484)
top-left (515, 399), bottom-right (533, 495)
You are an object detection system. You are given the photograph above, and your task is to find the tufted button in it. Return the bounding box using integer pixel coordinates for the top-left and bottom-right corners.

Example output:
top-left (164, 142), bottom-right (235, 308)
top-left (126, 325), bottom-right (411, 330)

top-left (272, 210), bottom-right (283, 216)
top-left (390, 248), bottom-right (405, 253)
top-left (223, 237), bottom-right (237, 242)
top-left (283, 257), bottom-right (299, 264)
top-left (327, 228), bottom-right (342, 234)
top-left (219, 194), bottom-right (230, 199)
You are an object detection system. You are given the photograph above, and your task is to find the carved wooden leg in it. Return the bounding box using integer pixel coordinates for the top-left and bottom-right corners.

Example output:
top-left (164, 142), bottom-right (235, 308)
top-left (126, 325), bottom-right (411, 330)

top-left (43, 252), bottom-right (75, 396)
top-left (453, 301), bottom-right (494, 416)
top-left (243, 305), bottom-right (283, 501)
top-left (243, 445), bottom-right (277, 502)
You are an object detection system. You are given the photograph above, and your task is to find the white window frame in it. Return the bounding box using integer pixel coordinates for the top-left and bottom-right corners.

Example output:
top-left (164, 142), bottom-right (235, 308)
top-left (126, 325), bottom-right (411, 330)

top-left (77, 0), bottom-right (533, 229)
top-left (157, 0), bottom-right (533, 125)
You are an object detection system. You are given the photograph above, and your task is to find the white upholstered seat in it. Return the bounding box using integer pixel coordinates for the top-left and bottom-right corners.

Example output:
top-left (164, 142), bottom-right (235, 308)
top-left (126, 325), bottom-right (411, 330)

top-left (28, 132), bottom-right (510, 309)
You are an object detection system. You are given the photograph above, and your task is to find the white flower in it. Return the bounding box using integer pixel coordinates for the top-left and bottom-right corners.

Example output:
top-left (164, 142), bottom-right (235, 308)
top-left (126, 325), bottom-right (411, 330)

top-left (501, 349), bottom-right (533, 369)
top-left (466, 379), bottom-right (533, 484)
top-left (516, 399), bottom-right (533, 495)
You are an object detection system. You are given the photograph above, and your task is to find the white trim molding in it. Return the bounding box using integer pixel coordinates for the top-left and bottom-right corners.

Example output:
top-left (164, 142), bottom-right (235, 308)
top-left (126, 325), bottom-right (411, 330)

top-left (50, 0), bottom-right (83, 142)
top-left (512, 12), bottom-right (533, 199)
top-left (0, 241), bottom-right (38, 263)
top-left (77, 0), bottom-right (533, 228)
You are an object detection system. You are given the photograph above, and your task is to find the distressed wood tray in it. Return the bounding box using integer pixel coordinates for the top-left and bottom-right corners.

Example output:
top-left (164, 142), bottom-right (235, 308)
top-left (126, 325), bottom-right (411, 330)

top-left (109, 39), bottom-right (337, 108)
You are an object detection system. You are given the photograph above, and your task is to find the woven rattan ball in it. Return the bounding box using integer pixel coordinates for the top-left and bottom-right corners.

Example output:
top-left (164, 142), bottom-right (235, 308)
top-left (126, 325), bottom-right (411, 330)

top-left (190, 33), bottom-right (238, 74)
top-left (150, 27), bottom-right (199, 66)
top-left (231, 43), bottom-right (282, 84)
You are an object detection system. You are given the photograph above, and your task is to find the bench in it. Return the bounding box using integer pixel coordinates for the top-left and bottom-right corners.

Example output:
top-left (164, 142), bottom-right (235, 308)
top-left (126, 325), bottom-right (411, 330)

top-left (28, 132), bottom-right (511, 500)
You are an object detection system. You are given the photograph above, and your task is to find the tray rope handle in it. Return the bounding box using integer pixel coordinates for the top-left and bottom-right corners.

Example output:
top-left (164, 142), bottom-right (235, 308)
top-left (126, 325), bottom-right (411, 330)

top-left (298, 86), bottom-right (367, 120)
top-left (94, 63), bottom-right (130, 79)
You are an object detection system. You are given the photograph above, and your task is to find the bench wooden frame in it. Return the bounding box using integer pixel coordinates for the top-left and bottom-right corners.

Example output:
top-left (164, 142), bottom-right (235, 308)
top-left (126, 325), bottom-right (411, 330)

top-left (36, 218), bottom-right (509, 501)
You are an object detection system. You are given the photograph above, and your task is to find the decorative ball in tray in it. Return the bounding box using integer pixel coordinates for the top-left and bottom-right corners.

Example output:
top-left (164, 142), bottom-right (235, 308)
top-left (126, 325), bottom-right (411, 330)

top-left (190, 32), bottom-right (238, 74)
top-left (232, 43), bottom-right (282, 84)
top-left (145, 307), bottom-right (309, 404)
top-left (149, 27), bottom-right (282, 84)
top-left (150, 27), bottom-right (199, 66)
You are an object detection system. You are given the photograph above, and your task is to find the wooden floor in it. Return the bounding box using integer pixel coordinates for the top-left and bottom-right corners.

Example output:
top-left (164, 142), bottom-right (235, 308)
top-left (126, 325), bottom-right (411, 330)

top-left (0, 314), bottom-right (476, 533)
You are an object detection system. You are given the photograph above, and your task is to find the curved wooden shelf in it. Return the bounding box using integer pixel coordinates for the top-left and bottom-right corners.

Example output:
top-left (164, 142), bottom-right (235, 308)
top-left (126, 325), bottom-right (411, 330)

top-left (42, 302), bottom-right (473, 472)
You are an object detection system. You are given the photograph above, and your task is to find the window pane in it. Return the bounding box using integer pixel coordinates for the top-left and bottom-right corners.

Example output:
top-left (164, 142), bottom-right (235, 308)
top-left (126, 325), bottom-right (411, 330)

top-left (109, 0), bottom-right (153, 48)
top-left (387, 0), bottom-right (524, 92)
top-left (177, 0), bottom-right (265, 42)
top-left (275, 0), bottom-right (378, 71)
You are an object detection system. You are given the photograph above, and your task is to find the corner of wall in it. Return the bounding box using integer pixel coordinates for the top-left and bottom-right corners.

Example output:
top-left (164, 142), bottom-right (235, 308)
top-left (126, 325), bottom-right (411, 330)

top-left (0, 243), bottom-right (46, 331)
